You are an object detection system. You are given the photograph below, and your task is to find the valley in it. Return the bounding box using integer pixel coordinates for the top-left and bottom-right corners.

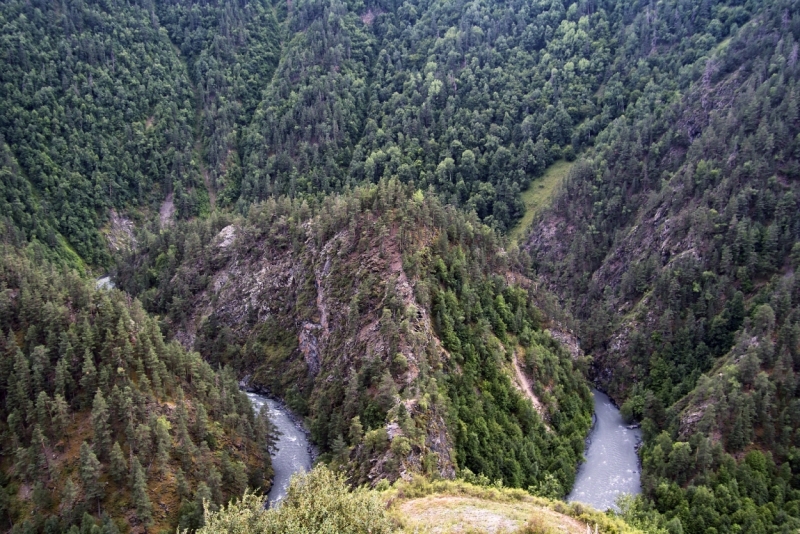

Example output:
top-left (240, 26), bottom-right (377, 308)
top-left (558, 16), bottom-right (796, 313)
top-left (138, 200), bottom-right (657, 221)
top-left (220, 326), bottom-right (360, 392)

top-left (245, 393), bottom-right (313, 505)
top-left (0, 0), bottom-right (798, 532)
top-left (567, 390), bottom-right (642, 512)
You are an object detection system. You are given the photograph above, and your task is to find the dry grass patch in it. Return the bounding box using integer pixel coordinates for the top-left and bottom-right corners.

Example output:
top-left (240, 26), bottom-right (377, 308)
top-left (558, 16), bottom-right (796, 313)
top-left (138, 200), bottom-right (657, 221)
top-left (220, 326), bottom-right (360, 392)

top-left (392, 494), bottom-right (586, 534)
top-left (384, 478), bottom-right (642, 534)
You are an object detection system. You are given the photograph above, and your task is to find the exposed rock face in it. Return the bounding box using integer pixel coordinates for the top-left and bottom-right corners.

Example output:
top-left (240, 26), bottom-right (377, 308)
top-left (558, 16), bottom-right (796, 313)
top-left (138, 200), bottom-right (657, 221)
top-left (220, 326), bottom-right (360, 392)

top-left (164, 210), bottom-right (457, 481)
top-left (106, 210), bottom-right (136, 252)
top-left (299, 322), bottom-right (322, 376)
top-left (545, 328), bottom-right (583, 360)
top-left (160, 192), bottom-right (175, 227)
top-left (216, 225), bottom-right (236, 248)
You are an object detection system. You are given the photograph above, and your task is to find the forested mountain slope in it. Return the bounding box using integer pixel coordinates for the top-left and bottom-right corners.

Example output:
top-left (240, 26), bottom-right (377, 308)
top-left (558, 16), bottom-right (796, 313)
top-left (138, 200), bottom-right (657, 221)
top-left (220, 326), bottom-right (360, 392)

top-left (3, 0), bottom-right (800, 531)
top-left (528, 2), bottom-right (800, 532)
top-left (116, 180), bottom-right (593, 496)
top-left (2, 0), bottom-right (761, 264)
top-left (155, 0), bottom-right (283, 206)
top-left (0, 0), bottom-right (207, 265)
top-left (0, 246), bottom-right (276, 532)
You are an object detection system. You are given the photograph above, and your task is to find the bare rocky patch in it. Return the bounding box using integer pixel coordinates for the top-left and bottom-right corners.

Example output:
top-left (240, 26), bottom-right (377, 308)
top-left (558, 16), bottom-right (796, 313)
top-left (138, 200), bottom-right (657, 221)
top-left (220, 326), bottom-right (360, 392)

top-left (106, 209), bottom-right (136, 252)
top-left (159, 192), bottom-right (175, 227)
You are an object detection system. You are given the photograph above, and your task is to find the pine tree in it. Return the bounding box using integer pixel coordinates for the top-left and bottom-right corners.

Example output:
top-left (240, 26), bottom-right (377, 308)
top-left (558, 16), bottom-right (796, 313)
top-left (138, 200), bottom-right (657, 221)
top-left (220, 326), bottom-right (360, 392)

top-left (194, 481), bottom-right (214, 514)
top-left (30, 425), bottom-right (50, 480)
top-left (208, 466), bottom-right (223, 504)
top-left (32, 481), bottom-right (51, 512)
top-left (50, 394), bottom-right (70, 437)
top-left (30, 345), bottom-right (48, 394)
top-left (154, 416), bottom-right (171, 476)
top-left (174, 388), bottom-right (196, 466)
top-left (54, 357), bottom-right (69, 399)
top-left (12, 348), bottom-right (31, 414)
top-left (195, 403), bottom-right (208, 442)
top-left (35, 391), bottom-right (50, 431)
top-left (176, 468), bottom-right (190, 500)
top-left (131, 457), bottom-right (153, 528)
top-left (92, 390), bottom-right (111, 459)
top-left (110, 442), bottom-right (127, 484)
top-left (80, 349), bottom-right (97, 408)
top-left (349, 415), bottom-right (364, 445)
top-left (79, 441), bottom-right (103, 513)
top-left (134, 423), bottom-right (152, 462)
top-left (61, 476), bottom-right (78, 513)
top-left (331, 434), bottom-right (348, 462)
top-left (145, 349), bottom-right (163, 397)
top-left (102, 516), bottom-right (121, 534)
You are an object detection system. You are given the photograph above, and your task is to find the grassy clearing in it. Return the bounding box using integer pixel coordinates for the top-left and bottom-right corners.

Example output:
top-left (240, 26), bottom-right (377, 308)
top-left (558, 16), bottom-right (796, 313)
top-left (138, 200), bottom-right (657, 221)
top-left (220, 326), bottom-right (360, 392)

top-left (393, 495), bottom-right (589, 534)
top-left (55, 234), bottom-right (88, 275)
top-left (508, 160), bottom-right (574, 245)
top-left (384, 477), bottom-right (644, 534)
top-left (713, 36), bottom-right (732, 54)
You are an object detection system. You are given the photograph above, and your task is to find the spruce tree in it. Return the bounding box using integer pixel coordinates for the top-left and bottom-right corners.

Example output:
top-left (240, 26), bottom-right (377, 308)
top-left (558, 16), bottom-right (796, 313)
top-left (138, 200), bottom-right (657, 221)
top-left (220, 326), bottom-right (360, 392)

top-left (92, 390), bottom-right (111, 459)
top-left (50, 394), bottom-right (70, 438)
top-left (61, 476), bottom-right (78, 513)
top-left (80, 349), bottom-right (97, 408)
top-left (110, 442), bottom-right (127, 484)
top-left (54, 357), bottom-right (69, 399)
top-left (195, 403), bottom-right (208, 442)
top-left (154, 416), bottom-right (171, 476)
top-left (207, 466), bottom-right (223, 504)
top-left (79, 441), bottom-right (103, 513)
top-left (130, 457), bottom-right (153, 528)
top-left (175, 468), bottom-right (190, 500)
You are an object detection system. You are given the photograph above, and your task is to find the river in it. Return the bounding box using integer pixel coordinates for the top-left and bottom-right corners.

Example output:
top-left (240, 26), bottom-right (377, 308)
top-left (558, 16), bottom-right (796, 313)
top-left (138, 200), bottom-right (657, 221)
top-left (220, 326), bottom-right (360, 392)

top-left (245, 388), bottom-right (638, 509)
top-left (567, 389), bottom-right (642, 511)
top-left (96, 276), bottom-right (114, 289)
top-left (246, 392), bottom-right (313, 505)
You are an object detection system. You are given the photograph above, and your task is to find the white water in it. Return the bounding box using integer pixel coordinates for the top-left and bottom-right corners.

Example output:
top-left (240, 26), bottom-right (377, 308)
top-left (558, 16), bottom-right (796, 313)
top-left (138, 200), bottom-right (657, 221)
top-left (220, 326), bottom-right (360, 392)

top-left (96, 276), bottom-right (114, 289)
top-left (567, 389), bottom-right (642, 511)
top-left (246, 392), bottom-right (312, 505)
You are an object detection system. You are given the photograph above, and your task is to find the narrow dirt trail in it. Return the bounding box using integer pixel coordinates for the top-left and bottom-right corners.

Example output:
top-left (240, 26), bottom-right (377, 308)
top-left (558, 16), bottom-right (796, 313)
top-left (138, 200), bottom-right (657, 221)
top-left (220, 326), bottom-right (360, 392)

top-left (512, 350), bottom-right (552, 431)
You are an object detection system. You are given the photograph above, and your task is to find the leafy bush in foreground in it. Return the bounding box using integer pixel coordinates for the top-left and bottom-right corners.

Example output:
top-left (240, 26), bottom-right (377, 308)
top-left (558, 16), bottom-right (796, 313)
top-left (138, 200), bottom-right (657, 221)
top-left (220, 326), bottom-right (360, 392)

top-left (193, 466), bottom-right (393, 534)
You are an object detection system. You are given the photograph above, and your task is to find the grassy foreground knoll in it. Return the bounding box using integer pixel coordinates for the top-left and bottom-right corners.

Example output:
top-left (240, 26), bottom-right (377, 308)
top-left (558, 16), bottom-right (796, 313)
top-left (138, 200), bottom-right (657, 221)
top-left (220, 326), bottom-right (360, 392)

top-left (386, 477), bottom-right (643, 534)
top-left (196, 466), bottom-right (647, 534)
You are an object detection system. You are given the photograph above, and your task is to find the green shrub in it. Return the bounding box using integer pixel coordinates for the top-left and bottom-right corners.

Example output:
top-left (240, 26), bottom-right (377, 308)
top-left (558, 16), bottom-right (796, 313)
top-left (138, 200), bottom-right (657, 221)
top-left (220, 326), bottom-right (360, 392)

top-left (193, 466), bottom-right (393, 534)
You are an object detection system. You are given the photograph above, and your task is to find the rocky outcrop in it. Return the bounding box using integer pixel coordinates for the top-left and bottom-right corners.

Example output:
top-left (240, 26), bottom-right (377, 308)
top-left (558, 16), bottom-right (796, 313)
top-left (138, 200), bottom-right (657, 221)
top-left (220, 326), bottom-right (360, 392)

top-left (298, 322), bottom-right (323, 376)
top-left (164, 211), bottom-right (457, 482)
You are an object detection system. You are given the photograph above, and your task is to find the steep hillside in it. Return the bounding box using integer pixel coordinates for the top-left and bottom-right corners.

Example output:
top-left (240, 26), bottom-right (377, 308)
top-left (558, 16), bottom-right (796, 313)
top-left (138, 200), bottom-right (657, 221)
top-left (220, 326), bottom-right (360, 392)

top-left (156, 0), bottom-right (283, 206)
top-left (0, 246), bottom-right (275, 532)
top-left (528, 2), bottom-right (800, 532)
top-left (0, 0), bottom-right (208, 265)
top-left (5, 0), bottom-right (799, 531)
top-left (116, 180), bottom-right (593, 494)
top-left (1, 0), bottom-right (763, 266)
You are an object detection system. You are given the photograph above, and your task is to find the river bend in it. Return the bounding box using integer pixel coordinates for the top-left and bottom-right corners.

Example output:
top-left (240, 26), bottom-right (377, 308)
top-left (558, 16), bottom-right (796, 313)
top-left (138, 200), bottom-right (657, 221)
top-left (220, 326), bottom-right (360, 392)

top-left (246, 392), bottom-right (312, 505)
top-left (567, 389), bottom-right (642, 511)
